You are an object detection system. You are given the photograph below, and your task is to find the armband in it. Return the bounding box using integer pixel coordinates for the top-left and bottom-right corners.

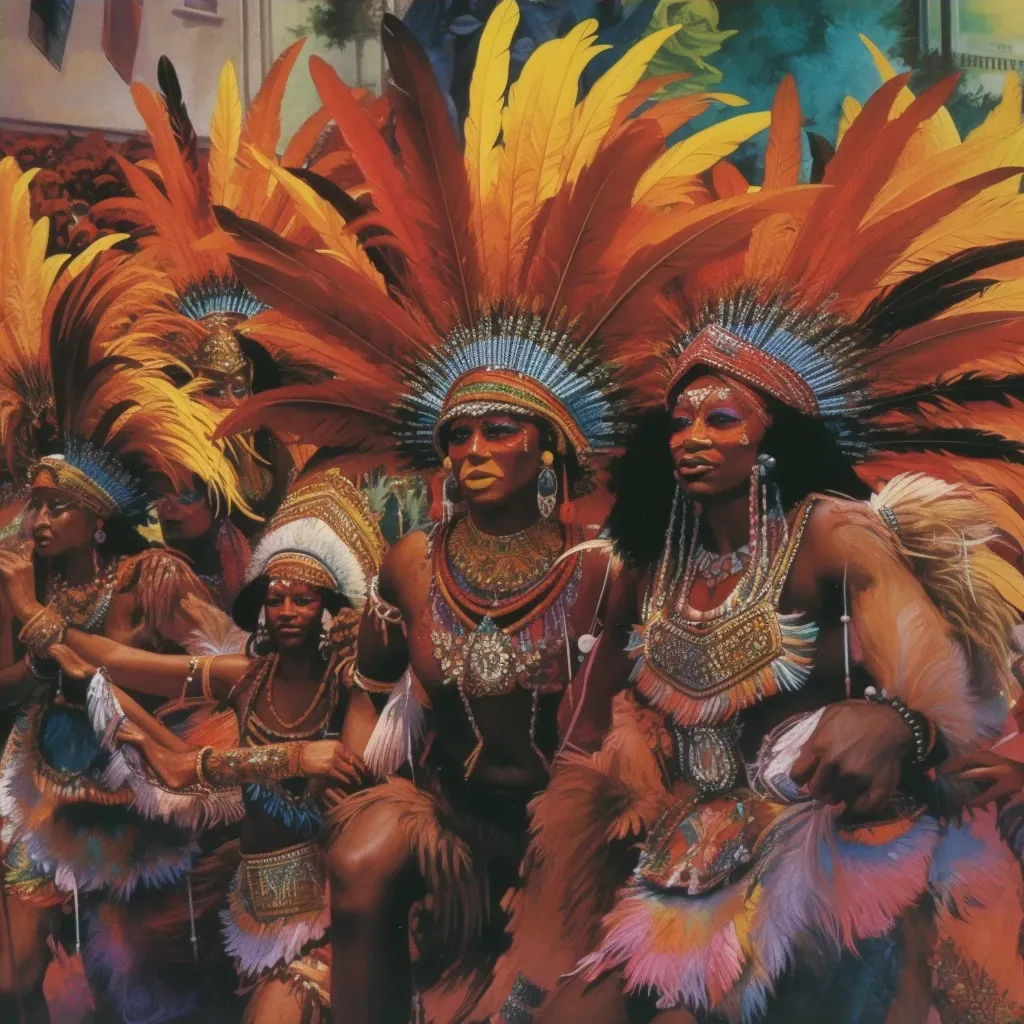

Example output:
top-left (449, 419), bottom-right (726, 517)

top-left (368, 575), bottom-right (404, 642)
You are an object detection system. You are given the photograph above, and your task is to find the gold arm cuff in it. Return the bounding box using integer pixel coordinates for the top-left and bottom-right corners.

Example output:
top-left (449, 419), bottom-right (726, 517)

top-left (352, 667), bottom-right (399, 694)
top-left (18, 606), bottom-right (67, 659)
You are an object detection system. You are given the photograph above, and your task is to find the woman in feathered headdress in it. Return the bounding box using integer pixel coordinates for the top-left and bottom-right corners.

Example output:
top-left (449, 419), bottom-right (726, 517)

top-left (205, 2), bottom-right (808, 1020)
top-left (484, 68), bottom-right (1024, 1024)
top-left (0, 156), bottom-right (250, 1021)
top-left (114, 43), bottom-right (350, 607)
top-left (0, 464), bottom-right (387, 1024)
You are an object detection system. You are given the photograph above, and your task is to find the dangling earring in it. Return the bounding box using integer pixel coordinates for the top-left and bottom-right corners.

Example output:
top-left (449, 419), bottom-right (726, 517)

top-left (94, 524), bottom-right (107, 545)
top-left (442, 456), bottom-right (457, 524)
top-left (740, 426), bottom-right (750, 446)
top-left (537, 451), bottom-right (557, 518)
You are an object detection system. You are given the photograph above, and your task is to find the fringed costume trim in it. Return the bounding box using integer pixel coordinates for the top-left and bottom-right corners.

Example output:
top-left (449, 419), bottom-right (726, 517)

top-left (1, 699), bottom-right (196, 899)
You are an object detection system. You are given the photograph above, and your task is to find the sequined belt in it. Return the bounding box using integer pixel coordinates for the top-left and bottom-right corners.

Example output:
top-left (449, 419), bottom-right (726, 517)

top-left (239, 842), bottom-right (326, 923)
top-left (672, 720), bottom-right (744, 796)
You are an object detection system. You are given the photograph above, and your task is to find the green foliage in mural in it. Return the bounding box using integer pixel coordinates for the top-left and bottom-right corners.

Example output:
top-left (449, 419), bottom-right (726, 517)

top-left (639, 0), bottom-right (736, 94)
top-left (295, 0), bottom-right (384, 49)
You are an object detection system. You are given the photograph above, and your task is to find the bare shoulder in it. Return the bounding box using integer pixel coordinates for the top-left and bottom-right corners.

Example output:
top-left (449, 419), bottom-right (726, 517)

top-left (798, 495), bottom-right (894, 580)
top-left (378, 529), bottom-right (432, 606)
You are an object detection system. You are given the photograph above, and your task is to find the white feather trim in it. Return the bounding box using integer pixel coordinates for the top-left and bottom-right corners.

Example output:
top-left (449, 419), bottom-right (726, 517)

top-left (363, 670), bottom-right (426, 779)
top-left (248, 516), bottom-right (369, 606)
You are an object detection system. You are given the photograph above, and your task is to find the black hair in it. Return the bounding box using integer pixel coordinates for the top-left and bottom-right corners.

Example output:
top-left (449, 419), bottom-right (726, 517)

top-left (608, 390), bottom-right (870, 570)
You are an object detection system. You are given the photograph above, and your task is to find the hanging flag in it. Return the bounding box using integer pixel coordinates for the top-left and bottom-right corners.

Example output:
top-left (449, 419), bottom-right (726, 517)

top-left (29, 0), bottom-right (76, 71)
top-left (102, 0), bottom-right (144, 84)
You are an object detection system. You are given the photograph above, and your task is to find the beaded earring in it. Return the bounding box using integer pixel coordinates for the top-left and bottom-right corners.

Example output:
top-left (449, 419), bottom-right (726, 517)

top-left (442, 456), bottom-right (457, 524)
top-left (537, 451), bottom-right (557, 518)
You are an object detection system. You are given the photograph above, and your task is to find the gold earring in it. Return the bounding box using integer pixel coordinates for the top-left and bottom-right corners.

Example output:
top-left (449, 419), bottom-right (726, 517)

top-left (442, 456), bottom-right (453, 471)
top-left (540, 450), bottom-right (554, 467)
top-left (740, 427), bottom-right (750, 446)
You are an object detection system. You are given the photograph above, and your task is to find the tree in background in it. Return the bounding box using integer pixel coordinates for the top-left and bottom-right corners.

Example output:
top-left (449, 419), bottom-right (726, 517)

top-left (294, 0), bottom-right (385, 86)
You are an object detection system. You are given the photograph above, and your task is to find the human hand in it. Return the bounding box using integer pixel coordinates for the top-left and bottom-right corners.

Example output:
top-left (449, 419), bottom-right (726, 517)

top-left (0, 548), bottom-right (40, 623)
top-left (47, 643), bottom-right (98, 681)
top-left (790, 700), bottom-right (913, 816)
top-left (301, 739), bottom-right (371, 790)
top-left (114, 719), bottom-right (198, 789)
top-left (42, 935), bottom-right (95, 1024)
top-left (940, 750), bottom-right (1024, 808)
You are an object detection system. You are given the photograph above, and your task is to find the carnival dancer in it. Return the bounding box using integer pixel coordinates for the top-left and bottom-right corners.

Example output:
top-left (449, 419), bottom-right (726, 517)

top-left (0, 465), bottom-right (386, 1023)
top-left (0, 167), bottom-right (248, 1019)
top-left (478, 69), bottom-right (1024, 1024)
top-left (204, 3), bottom-right (813, 1020)
top-left (115, 45), bottom-right (340, 557)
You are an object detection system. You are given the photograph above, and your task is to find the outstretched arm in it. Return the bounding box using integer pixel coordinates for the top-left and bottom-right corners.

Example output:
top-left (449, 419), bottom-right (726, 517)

top-left (0, 548), bottom-right (246, 701)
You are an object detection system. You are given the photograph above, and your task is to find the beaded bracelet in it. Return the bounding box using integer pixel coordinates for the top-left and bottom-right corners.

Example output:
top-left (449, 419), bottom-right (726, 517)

top-left (864, 686), bottom-right (931, 763)
top-left (352, 666), bottom-right (400, 694)
top-left (195, 745), bottom-right (215, 791)
top-left (18, 606), bottom-right (67, 659)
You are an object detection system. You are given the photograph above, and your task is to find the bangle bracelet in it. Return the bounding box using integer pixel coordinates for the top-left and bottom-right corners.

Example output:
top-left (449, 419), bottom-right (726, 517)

top-left (195, 745), bottom-right (215, 791)
top-left (864, 687), bottom-right (930, 763)
top-left (352, 666), bottom-right (399, 694)
top-left (181, 657), bottom-right (200, 702)
top-left (200, 657), bottom-right (214, 701)
top-left (19, 605), bottom-right (67, 658)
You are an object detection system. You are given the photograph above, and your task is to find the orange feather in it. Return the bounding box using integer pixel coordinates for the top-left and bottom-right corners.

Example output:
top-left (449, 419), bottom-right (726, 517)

top-left (762, 74), bottom-right (802, 189)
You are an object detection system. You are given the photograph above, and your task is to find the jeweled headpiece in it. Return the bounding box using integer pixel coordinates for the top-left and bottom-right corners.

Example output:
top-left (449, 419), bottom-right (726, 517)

top-left (234, 467), bottom-right (386, 627)
top-left (608, 62), bottom-right (1024, 501)
top-left (212, 2), bottom-right (791, 475)
top-left (32, 442), bottom-right (148, 521)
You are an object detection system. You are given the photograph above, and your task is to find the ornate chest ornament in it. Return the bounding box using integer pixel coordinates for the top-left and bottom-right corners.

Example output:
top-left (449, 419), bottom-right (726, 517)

top-left (631, 496), bottom-right (819, 729)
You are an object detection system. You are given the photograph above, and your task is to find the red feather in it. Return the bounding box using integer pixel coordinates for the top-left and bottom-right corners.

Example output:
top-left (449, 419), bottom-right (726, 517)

top-left (827, 165), bottom-right (1024, 302)
top-left (525, 119), bottom-right (666, 324)
top-left (762, 74), bottom-right (802, 190)
top-left (584, 188), bottom-right (820, 350)
top-left (381, 14), bottom-right (479, 326)
top-left (789, 76), bottom-right (962, 297)
top-left (308, 56), bottom-right (424, 262)
top-left (609, 73), bottom-right (693, 136)
top-left (216, 380), bottom-right (400, 447)
top-left (711, 161), bottom-right (748, 199)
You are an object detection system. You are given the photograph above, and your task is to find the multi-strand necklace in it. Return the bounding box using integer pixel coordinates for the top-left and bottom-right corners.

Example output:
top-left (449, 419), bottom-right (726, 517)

top-left (46, 556), bottom-right (121, 632)
top-left (430, 517), bottom-right (581, 777)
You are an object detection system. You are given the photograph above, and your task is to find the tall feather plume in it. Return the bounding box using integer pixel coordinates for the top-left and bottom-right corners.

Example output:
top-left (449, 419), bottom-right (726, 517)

top-left (463, 0), bottom-right (519, 283)
top-left (491, 19), bottom-right (606, 292)
top-left (762, 74), bottom-right (802, 189)
top-left (560, 24), bottom-right (681, 186)
top-left (382, 13), bottom-right (478, 324)
top-left (157, 56), bottom-right (200, 179)
top-left (208, 61), bottom-right (242, 207)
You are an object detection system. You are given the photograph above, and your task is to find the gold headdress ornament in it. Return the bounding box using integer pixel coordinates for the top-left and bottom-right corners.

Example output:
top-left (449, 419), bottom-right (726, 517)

top-left (0, 162), bottom-right (249, 520)
top-left (115, 42), bottom-right (355, 386)
top-left (234, 467), bottom-right (386, 627)
top-left (211, 1), bottom-right (809, 476)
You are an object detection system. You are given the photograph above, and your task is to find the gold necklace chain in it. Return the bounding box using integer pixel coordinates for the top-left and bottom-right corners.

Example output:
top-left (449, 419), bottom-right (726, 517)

top-left (447, 515), bottom-right (564, 598)
top-left (264, 653), bottom-right (332, 731)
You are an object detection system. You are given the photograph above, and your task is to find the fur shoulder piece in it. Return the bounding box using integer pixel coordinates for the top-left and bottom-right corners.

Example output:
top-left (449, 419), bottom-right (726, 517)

top-left (870, 473), bottom-right (1024, 703)
top-left (117, 547), bottom-right (215, 648)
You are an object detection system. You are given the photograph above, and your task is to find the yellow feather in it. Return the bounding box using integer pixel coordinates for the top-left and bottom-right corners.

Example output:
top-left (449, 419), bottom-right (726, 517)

top-left (860, 33), bottom-right (959, 151)
top-left (41, 253), bottom-right (71, 298)
top-left (974, 551), bottom-right (1024, 614)
top-left (836, 96), bottom-right (862, 148)
top-left (633, 111), bottom-right (771, 206)
top-left (63, 233), bottom-right (130, 280)
top-left (209, 61), bottom-right (243, 207)
top-left (969, 72), bottom-right (1022, 140)
top-left (562, 23), bottom-right (681, 185)
top-left (464, 0), bottom-right (519, 237)
top-left (493, 20), bottom-right (606, 277)
top-left (243, 146), bottom-right (386, 291)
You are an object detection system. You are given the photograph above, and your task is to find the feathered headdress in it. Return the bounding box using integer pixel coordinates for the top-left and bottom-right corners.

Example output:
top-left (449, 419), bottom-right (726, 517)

top-left (0, 157), bottom-right (127, 481)
top-left (114, 42), bottom-right (342, 382)
top-left (614, 59), bottom-right (1024, 515)
top-left (233, 466), bottom-right (386, 628)
top-left (212, 1), bottom-right (805, 476)
top-left (21, 242), bottom-right (248, 525)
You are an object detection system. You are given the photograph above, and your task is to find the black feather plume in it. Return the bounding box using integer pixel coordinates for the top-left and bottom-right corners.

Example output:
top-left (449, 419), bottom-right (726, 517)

top-left (859, 240), bottom-right (1024, 343)
top-left (157, 55), bottom-right (200, 176)
top-left (865, 371), bottom-right (1024, 417)
top-left (861, 425), bottom-right (1024, 462)
top-left (807, 132), bottom-right (835, 184)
